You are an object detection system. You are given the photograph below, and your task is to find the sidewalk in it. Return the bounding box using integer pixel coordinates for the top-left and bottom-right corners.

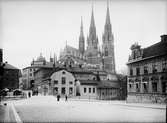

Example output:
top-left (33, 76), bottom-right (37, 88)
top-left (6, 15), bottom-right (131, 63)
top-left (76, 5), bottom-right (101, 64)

top-left (68, 98), bottom-right (166, 109)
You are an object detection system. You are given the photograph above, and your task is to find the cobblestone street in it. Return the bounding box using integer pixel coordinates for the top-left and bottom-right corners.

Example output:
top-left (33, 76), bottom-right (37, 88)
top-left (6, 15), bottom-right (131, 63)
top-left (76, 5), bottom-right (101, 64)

top-left (0, 96), bottom-right (166, 122)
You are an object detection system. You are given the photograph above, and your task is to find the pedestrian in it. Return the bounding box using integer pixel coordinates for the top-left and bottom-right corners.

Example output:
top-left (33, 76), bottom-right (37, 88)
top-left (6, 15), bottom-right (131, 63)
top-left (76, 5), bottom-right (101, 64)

top-left (57, 94), bottom-right (60, 101)
top-left (65, 94), bottom-right (68, 101)
top-left (28, 92), bottom-right (31, 98)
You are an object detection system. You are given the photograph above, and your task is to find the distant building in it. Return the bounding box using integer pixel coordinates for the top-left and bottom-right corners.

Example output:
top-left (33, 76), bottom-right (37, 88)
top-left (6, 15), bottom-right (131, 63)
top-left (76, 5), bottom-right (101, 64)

top-left (127, 35), bottom-right (167, 103)
top-left (0, 49), bottom-right (20, 90)
top-left (22, 53), bottom-right (56, 90)
top-left (25, 2), bottom-right (127, 100)
top-left (2, 63), bottom-right (20, 90)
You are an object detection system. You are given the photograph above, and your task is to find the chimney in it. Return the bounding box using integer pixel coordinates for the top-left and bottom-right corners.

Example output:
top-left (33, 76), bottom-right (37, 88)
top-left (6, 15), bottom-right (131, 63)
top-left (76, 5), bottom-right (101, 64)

top-left (160, 34), bottom-right (167, 42)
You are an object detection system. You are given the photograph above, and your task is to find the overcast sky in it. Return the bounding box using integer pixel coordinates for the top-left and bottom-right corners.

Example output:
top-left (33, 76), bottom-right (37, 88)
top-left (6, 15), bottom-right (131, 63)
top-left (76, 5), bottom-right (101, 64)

top-left (0, 0), bottom-right (167, 73)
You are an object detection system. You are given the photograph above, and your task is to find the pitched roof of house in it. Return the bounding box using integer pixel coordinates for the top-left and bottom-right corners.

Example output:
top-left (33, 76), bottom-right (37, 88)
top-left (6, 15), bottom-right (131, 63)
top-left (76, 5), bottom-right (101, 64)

top-left (143, 41), bottom-right (167, 58)
top-left (4, 63), bottom-right (19, 70)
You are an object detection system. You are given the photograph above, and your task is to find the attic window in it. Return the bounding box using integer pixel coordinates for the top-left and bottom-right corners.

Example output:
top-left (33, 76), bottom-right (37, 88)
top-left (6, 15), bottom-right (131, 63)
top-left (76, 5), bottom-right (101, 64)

top-left (62, 71), bottom-right (66, 74)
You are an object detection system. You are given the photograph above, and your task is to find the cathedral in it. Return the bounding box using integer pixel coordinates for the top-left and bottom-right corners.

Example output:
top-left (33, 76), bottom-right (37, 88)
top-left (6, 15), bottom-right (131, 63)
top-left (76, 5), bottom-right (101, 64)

top-left (60, 3), bottom-right (115, 73)
top-left (21, 3), bottom-right (127, 100)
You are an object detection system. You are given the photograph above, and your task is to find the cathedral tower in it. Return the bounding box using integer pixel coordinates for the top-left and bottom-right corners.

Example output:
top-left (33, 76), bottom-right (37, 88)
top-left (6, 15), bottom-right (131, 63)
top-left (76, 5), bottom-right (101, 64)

top-left (102, 2), bottom-right (115, 73)
top-left (79, 17), bottom-right (85, 55)
top-left (86, 6), bottom-right (99, 64)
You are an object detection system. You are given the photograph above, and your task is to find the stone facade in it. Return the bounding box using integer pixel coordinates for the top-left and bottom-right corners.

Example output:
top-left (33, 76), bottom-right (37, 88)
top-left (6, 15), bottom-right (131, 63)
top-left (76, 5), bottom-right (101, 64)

top-left (127, 35), bottom-right (167, 103)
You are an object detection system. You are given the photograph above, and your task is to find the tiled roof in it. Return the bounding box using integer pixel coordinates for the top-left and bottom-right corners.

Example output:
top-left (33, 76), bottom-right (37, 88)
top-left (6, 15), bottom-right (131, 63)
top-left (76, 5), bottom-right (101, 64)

top-left (143, 41), bottom-right (167, 58)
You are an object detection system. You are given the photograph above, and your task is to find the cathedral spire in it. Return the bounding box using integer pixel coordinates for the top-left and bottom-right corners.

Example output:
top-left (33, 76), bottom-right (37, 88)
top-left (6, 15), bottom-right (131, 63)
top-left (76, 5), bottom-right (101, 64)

top-left (80, 16), bottom-right (84, 37)
top-left (105, 1), bottom-right (111, 25)
top-left (79, 16), bottom-right (85, 55)
top-left (90, 5), bottom-right (95, 28)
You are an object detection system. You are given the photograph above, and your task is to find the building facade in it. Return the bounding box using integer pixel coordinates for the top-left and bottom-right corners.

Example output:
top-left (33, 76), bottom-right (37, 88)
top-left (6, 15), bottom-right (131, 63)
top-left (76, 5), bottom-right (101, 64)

top-left (127, 35), bottom-right (167, 103)
top-left (22, 53), bottom-right (56, 90)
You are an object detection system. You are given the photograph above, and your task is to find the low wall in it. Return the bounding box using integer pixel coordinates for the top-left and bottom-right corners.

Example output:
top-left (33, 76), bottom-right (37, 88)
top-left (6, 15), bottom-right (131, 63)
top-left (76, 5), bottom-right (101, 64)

top-left (127, 93), bottom-right (167, 104)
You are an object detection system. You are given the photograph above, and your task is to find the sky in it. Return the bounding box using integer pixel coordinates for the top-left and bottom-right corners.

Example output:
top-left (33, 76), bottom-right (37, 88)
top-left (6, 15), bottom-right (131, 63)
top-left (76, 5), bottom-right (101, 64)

top-left (0, 0), bottom-right (167, 73)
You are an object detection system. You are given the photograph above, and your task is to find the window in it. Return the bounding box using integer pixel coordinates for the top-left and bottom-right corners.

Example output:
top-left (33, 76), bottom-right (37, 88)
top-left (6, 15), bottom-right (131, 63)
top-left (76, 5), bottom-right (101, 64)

top-left (84, 88), bottom-right (87, 93)
top-left (162, 82), bottom-right (166, 93)
top-left (69, 81), bottom-right (73, 85)
top-left (54, 87), bottom-right (58, 94)
top-left (62, 77), bottom-right (66, 84)
top-left (130, 68), bottom-right (133, 76)
top-left (162, 60), bottom-right (167, 72)
top-left (136, 67), bottom-right (140, 75)
top-left (69, 87), bottom-right (73, 94)
top-left (129, 84), bottom-right (132, 88)
top-left (143, 83), bottom-right (148, 93)
top-left (104, 47), bottom-right (108, 56)
top-left (152, 82), bottom-right (157, 92)
top-left (54, 80), bottom-right (58, 85)
top-left (61, 87), bottom-right (66, 95)
top-left (144, 66), bottom-right (148, 74)
top-left (62, 71), bottom-right (66, 74)
top-left (29, 73), bottom-right (32, 77)
top-left (93, 88), bottom-right (95, 93)
top-left (89, 88), bottom-right (91, 93)
top-left (30, 68), bottom-right (32, 72)
top-left (152, 64), bottom-right (157, 73)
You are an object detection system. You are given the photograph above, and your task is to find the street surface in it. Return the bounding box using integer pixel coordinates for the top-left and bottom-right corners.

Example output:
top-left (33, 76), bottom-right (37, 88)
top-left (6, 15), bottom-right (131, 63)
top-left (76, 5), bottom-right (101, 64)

top-left (0, 96), bottom-right (166, 122)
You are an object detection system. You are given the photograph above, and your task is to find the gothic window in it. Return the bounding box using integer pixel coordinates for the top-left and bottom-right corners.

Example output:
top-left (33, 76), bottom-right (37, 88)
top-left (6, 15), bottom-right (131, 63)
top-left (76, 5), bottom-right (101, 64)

top-left (104, 47), bottom-right (108, 56)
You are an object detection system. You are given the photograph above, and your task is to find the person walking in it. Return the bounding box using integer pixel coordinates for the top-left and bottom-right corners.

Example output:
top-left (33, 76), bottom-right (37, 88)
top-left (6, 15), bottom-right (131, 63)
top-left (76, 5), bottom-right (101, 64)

top-left (65, 94), bottom-right (68, 101)
top-left (28, 92), bottom-right (31, 98)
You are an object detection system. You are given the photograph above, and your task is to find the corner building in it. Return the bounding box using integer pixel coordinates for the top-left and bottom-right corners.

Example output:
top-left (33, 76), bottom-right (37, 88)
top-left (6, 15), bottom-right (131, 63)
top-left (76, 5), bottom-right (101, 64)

top-left (127, 35), bottom-right (167, 103)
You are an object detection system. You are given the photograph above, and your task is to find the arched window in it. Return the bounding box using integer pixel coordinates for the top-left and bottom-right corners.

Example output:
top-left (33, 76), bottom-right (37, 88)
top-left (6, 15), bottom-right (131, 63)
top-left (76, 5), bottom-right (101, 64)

top-left (104, 47), bottom-right (108, 56)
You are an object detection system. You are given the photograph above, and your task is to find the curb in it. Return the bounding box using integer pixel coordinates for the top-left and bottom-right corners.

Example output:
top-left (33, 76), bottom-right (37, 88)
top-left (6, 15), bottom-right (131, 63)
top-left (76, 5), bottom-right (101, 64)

top-left (11, 103), bottom-right (22, 123)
